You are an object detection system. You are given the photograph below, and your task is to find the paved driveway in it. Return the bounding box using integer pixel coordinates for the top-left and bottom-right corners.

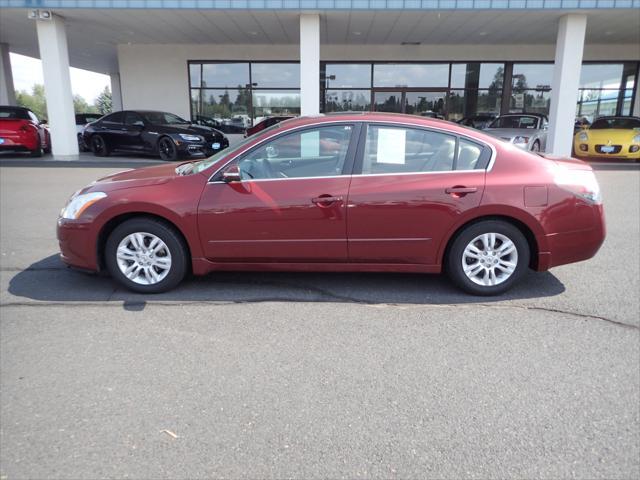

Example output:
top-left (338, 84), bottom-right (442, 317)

top-left (0, 160), bottom-right (638, 479)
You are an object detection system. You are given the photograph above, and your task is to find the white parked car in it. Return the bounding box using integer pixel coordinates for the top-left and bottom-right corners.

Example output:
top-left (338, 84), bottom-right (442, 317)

top-left (76, 113), bottom-right (103, 151)
top-left (483, 113), bottom-right (548, 152)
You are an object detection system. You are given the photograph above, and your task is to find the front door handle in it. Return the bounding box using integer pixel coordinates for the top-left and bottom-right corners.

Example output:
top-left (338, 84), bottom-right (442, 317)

top-left (312, 195), bottom-right (344, 207)
top-left (445, 186), bottom-right (477, 197)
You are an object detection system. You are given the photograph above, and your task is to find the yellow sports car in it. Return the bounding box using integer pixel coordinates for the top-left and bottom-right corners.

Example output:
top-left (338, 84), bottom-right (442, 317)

top-left (574, 116), bottom-right (640, 161)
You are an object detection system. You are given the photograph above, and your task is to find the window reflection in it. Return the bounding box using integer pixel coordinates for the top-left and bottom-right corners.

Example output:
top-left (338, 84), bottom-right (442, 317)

top-left (252, 63), bottom-right (300, 88)
top-left (374, 64), bottom-right (449, 88)
top-left (325, 90), bottom-right (370, 112)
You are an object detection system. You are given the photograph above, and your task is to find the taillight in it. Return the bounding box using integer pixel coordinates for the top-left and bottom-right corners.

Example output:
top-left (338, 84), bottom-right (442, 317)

top-left (554, 166), bottom-right (602, 204)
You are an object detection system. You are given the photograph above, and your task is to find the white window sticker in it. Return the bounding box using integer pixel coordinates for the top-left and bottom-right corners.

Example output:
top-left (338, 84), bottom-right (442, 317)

top-left (301, 131), bottom-right (320, 158)
top-left (377, 128), bottom-right (406, 164)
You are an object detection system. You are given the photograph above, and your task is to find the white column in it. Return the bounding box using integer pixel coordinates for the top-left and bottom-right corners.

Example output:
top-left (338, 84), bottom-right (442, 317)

top-left (300, 14), bottom-right (320, 116)
top-left (36, 14), bottom-right (78, 158)
top-left (0, 43), bottom-right (16, 106)
top-left (547, 14), bottom-right (587, 157)
top-left (110, 73), bottom-right (123, 111)
top-left (633, 80), bottom-right (640, 117)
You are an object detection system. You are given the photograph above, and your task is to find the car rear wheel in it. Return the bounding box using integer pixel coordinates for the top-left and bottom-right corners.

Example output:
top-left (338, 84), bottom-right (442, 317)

top-left (30, 144), bottom-right (43, 157)
top-left (91, 134), bottom-right (110, 157)
top-left (446, 220), bottom-right (529, 296)
top-left (105, 218), bottom-right (188, 293)
top-left (158, 137), bottom-right (178, 161)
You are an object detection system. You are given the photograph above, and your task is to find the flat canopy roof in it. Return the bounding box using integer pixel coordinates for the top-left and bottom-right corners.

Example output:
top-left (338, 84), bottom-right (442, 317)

top-left (1, 7), bottom-right (639, 74)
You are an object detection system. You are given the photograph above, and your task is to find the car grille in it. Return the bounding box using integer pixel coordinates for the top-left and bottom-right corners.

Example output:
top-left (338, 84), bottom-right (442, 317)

top-left (595, 144), bottom-right (622, 154)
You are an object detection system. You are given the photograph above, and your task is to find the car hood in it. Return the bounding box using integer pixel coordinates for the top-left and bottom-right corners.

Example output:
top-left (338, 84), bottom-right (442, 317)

top-left (84, 163), bottom-right (181, 193)
top-left (580, 128), bottom-right (637, 143)
top-left (150, 123), bottom-right (224, 138)
top-left (484, 128), bottom-right (541, 139)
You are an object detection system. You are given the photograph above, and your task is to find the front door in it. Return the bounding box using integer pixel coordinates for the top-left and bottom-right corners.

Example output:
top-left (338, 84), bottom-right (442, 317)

top-left (197, 123), bottom-right (359, 262)
top-left (372, 90), bottom-right (448, 119)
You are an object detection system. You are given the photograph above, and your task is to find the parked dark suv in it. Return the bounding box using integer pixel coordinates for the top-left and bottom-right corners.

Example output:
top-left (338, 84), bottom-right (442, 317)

top-left (83, 110), bottom-right (229, 161)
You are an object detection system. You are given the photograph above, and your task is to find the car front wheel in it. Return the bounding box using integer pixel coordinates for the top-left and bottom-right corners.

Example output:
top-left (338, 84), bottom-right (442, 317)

top-left (446, 220), bottom-right (530, 295)
top-left (105, 218), bottom-right (188, 293)
top-left (91, 134), bottom-right (110, 157)
top-left (158, 137), bottom-right (179, 161)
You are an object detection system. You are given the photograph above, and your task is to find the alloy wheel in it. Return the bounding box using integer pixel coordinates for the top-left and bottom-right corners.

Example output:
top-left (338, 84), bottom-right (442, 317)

top-left (461, 232), bottom-right (518, 286)
top-left (115, 232), bottom-right (172, 285)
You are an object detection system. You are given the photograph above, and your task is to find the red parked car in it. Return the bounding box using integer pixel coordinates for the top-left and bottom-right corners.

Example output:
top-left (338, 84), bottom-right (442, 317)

top-left (0, 106), bottom-right (51, 157)
top-left (244, 116), bottom-right (293, 137)
top-left (57, 113), bottom-right (605, 295)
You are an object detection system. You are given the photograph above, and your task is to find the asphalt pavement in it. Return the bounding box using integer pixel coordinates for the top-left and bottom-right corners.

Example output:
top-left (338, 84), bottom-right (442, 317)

top-left (0, 157), bottom-right (638, 479)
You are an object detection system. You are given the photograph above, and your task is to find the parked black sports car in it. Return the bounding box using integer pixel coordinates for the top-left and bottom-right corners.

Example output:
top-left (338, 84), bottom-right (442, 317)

top-left (83, 110), bottom-right (229, 161)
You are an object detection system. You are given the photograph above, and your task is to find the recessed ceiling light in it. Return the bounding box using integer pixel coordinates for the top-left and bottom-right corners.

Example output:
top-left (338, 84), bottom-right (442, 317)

top-left (479, 31), bottom-right (488, 36)
top-left (401, 41), bottom-right (421, 45)
top-left (248, 31), bottom-right (258, 36)
top-left (353, 31), bottom-right (362, 36)
top-left (604, 31), bottom-right (613, 36)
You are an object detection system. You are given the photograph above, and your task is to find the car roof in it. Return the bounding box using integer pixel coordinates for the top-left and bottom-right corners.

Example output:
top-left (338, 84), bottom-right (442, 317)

top-left (0, 105), bottom-right (29, 111)
top-left (593, 115), bottom-right (640, 120)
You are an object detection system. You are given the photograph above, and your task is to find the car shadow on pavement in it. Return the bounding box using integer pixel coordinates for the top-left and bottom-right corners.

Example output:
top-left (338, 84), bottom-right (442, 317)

top-left (7, 254), bottom-right (565, 310)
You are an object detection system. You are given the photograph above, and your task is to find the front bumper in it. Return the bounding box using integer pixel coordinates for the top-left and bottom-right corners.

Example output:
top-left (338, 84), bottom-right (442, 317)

top-left (57, 218), bottom-right (99, 272)
top-left (178, 137), bottom-right (229, 158)
top-left (574, 142), bottom-right (640, 160)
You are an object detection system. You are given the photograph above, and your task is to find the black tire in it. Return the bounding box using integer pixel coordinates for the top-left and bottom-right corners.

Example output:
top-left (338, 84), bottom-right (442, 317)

top-left (104, 218), bottom-right (189, 294)
top-left (91, 134), bottom-right (110, 157)
top-left (30, 144), bottom-right (43, 157)
top-left (446, 220), bottom-right (530, 296)
top-left (78, 133), bottom-right (88, 152)
top-left (531, 140), bottom-right (541, 153)
top-left (158, 136), bottom-right (179, 161)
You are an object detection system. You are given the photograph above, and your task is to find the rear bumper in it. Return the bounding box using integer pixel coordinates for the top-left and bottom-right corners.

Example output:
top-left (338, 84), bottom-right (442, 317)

top-left (536, 205), bottom-right (606, 271)
top-left (0, 132), bottom-right (38, 151)
top-left (56, 218), bottom-right (99, 272)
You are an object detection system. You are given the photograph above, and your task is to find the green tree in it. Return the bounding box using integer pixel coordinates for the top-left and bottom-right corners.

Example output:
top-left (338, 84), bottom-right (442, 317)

top-left (73, 94), bottom-right (98, 114)
top-left (95, 86), bottom-right (112, 114)
top-left (15, 84), bottom-right (47, 119)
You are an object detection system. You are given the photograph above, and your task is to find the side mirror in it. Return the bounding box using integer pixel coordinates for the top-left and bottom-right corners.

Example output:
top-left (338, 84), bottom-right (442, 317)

top-left (222, 164), bottom-right (242, 183)
top-left (40, 119), bottom-right (48, 125)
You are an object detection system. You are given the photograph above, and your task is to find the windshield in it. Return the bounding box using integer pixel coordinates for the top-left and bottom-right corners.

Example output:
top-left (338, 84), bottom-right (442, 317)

top-left (190, 122), bottom-right (285, 175)
top-left (590, 117), bottom-right (640, 130)
top-left (141, 111), bottom-right (189, 125)
top-left (488, 116), bottom-right (540, 129)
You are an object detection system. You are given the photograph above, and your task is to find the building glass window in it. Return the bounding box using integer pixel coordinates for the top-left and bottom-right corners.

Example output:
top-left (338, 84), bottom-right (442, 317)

top-left (324, 64), bottom-right (371, 88)
top-left (252, 63), bottom-right (300, 88)
top-left (373, 64), bottom-right (449, 88)
top-left (189, 61), bottom-right (300, 129)
top-left (450, 63), bottom-right (504, 89)
top-left (324, 89), bottom-right (371, 112)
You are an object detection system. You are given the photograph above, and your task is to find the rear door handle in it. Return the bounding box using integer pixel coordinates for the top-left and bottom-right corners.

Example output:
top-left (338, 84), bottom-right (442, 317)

top-left (445, 186), bottom-right (477, 195)
top-left (312, 195), bottom-right (343, 207)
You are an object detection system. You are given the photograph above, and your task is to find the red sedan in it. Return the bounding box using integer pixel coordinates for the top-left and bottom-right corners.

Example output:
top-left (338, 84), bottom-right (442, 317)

top-left (57, 113), bottom-right (605, 295)
top-left (0, 106), bottom-right (51, 157)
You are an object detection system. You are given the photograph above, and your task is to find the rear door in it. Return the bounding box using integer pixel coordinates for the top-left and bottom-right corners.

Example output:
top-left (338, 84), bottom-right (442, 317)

top-left (346, 123), bottom-right (489, 265)
top-left (197, 123), bottom-right (360, 262)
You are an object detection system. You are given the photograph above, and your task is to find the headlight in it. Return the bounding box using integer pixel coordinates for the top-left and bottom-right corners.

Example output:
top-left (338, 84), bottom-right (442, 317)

top-left (513, 136), bottom-right (530, 144)
top-left (578, 132), bottom-right (589, 141)
top-left (632, 134), bottom-right (640, 144)
top-left (61, 192), bottom-right (107, 219)
top-left (179, 134), bottom-right (202, 142)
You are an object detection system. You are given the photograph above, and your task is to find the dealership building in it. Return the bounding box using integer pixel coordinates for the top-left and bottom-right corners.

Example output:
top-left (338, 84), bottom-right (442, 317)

top-left (0, 0), bottom-right (639, 158)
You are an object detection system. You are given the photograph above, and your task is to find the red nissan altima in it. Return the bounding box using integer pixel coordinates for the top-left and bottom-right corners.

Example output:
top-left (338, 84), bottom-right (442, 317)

top-left (57, 113), bottom-right (605, 295)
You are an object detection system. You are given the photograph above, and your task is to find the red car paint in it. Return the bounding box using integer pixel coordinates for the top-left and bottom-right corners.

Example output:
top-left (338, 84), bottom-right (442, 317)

top-left (57, 113), bottom-right (605, 279)
top-left (0, 106), bottom-right (50, 154)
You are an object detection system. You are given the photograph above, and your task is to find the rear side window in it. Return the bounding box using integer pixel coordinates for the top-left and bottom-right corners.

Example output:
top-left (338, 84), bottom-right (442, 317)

top-left (362, 125), bottom-right (456, 174)
top-left (456, 138), bottom-right (484, 170)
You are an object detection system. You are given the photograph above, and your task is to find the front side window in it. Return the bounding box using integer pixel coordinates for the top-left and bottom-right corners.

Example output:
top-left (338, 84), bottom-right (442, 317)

top-left (489, 115), bottom-right (540, 129)
top-left (102, 112), bottom-right (124, 124)
top-left (237, 125), bottom-right (354, 180)
top-left (362, 125), bottom-right (456, 174)
top-left (124, 112), bottom-right (145, 126)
